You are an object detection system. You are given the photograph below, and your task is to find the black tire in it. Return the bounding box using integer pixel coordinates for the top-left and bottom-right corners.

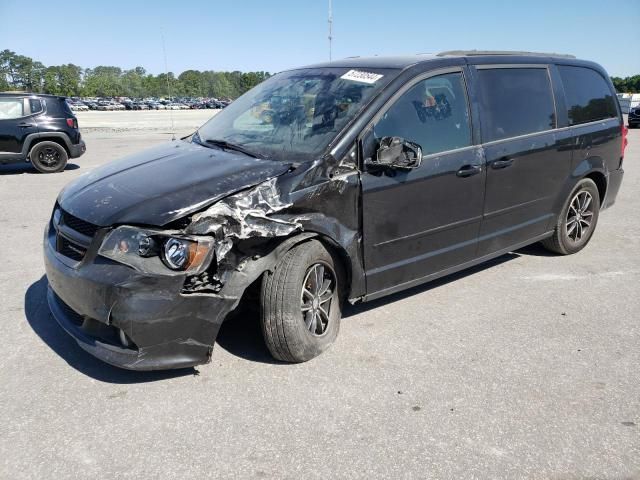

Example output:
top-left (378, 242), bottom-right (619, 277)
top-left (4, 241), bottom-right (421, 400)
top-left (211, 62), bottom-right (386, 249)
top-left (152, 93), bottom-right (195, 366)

top-left (30, 141), bottom-right (68, 173)
top-left (541, 178), bottom-right (600, 255)
top-left (261, 240), bottom-right (343, 363)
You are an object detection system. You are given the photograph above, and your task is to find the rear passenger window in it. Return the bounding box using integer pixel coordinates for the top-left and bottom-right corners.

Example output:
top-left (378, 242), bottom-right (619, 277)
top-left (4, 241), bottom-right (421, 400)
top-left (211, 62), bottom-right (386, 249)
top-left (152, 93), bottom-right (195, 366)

top-left (29, 99), bottom-right (43, 114)
top-left (558, 66), bottom-right (617, 125)
top-left (476, 68), bottom-right (555, 142)
top-left (0, 98), bottom-right (24, 119)
top-left (373, 72), bottom-right (472, 156)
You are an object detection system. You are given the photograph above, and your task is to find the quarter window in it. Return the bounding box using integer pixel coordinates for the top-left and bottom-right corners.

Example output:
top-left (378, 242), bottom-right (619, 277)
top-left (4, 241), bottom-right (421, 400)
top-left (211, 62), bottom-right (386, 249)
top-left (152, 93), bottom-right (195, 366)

top-left (373, 72), bottom-right (472, 156)
top-left (558, 66), bottom-right (617, 125)
top-left (476, 68), bottom-right (556, 142)
top-left (0, 98), bottom-right (24, 119)
top-left (29, 99), bottom-right (43, 114)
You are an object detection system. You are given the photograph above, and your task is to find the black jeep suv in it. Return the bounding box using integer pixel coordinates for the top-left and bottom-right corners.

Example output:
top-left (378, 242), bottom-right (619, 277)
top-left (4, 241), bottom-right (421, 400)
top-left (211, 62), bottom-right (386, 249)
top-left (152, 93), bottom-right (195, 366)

top-left (0, 93), bottom-right (86, 173)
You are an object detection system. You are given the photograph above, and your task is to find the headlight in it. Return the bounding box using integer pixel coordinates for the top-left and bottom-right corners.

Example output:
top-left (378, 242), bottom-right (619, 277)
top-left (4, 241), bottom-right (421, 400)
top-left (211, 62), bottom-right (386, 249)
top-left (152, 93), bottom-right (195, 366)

top-left (98, 226), bottom-right (215, 275)
top-left (164, 238), bottom-right (189, 269)
top-left (162, 237), bottom-right (212, 271)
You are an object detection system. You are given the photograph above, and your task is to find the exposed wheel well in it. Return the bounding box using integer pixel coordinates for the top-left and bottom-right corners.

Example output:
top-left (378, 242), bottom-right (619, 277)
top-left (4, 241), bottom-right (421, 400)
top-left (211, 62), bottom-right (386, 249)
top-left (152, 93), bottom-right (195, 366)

top-left (267, 233), bottom-right (354, 301)
top-left (584, 172), bottom-right (607, 205)
top-left (312, 235), bottom-right (353, 301)
top-left (29, 137), bottom-right (70, 158)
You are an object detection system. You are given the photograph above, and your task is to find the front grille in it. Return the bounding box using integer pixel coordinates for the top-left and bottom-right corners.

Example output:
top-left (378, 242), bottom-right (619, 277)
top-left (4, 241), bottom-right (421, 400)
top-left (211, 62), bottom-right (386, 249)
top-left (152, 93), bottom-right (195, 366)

top-left (60, 209), bottom-right (100, 238)
top-left (52, 206), bottom-right (101, 262)
top-left (58, 236), bottom-right (87, 261)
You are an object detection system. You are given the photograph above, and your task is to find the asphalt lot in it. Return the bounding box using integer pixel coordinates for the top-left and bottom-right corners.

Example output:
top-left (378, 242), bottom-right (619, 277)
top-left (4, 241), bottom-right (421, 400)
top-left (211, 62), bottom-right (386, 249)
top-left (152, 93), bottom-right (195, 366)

top-left (1, 111), bottom-right (638, 479)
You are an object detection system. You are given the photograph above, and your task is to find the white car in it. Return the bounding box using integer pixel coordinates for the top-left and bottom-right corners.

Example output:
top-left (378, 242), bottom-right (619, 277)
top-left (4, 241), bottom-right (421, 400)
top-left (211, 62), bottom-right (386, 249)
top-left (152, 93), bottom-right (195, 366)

top-left (68, 102), bottom-right (89, 112)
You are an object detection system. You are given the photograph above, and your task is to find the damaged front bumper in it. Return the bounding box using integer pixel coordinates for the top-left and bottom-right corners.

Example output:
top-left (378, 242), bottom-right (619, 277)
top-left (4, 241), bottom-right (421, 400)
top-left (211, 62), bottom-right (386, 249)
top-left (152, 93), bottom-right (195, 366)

top-left (44, 223), bottom-right (233, 370)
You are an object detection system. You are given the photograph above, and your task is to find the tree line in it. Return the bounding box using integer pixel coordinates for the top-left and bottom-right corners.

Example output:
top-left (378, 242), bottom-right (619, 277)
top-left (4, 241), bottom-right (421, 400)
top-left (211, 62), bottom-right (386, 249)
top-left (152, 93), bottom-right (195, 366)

top-left (2, 49), bottom-right (639, 98)
top-left (0, 50), bottom-right (271, 99)
top-left (611, 76), bottom-right (640, 94)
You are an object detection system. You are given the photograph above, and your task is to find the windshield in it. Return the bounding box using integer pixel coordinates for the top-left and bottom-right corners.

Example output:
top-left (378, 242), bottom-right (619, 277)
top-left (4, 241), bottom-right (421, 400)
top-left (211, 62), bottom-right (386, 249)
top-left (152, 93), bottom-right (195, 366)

top-left (195, 67), bottom-right (398, 161)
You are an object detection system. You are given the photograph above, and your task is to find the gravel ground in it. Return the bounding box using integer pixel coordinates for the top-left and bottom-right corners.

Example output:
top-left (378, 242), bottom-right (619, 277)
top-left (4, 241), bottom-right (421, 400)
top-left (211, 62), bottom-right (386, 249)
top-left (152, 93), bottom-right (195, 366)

top-left (1, 111), bottom-right (638, 479)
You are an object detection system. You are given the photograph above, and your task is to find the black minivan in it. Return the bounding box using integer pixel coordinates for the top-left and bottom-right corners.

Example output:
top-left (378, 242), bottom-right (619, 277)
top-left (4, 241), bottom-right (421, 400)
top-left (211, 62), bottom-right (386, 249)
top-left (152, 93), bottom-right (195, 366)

top-left (44, 51), bottom-right (626, 370)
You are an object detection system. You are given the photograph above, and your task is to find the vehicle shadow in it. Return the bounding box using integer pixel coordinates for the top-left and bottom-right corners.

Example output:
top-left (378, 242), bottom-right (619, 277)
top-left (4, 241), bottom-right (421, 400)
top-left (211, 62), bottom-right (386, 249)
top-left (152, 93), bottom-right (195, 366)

top-left (515, 242), bottom-right (559, 257)
top-left (0, 163), bottom-right (80, 175)
top-left (342, 252), bottom-right (520, 318)
top-left (216, 252), bottom-right (521, 362)
top-left (24, 276), bottom-right (196, 383)
top-left (215, 306), bottom-right (280, 365)
top-left (26, 250), bottom-right (527, 372)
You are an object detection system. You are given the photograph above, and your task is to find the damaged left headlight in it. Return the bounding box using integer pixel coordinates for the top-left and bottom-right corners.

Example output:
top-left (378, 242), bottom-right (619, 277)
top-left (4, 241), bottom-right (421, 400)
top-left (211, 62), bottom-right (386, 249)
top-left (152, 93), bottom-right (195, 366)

top-left (98, 226), bottom-right (215, 275)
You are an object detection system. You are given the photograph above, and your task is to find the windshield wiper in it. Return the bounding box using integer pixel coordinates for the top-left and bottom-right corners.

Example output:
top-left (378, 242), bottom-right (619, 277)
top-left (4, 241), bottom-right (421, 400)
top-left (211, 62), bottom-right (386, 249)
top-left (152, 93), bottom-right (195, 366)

top-left (203, 138), bottom-right (265, 159)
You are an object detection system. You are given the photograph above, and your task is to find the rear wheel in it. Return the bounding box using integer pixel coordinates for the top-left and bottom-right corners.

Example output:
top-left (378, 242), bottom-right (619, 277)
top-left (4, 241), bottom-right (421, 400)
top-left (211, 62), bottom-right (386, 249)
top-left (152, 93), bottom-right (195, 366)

top-left (541, 178), bottom-right (600, 255)
top-left (30, 141), bottom-right (68, 173)
top-left (260, 240), bottom-right (342, 362)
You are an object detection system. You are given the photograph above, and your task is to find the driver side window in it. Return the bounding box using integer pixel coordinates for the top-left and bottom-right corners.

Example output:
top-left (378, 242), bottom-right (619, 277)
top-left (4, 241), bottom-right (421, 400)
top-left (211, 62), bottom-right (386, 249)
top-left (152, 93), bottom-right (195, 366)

top-left (373, 72), bottom-right (472, 156)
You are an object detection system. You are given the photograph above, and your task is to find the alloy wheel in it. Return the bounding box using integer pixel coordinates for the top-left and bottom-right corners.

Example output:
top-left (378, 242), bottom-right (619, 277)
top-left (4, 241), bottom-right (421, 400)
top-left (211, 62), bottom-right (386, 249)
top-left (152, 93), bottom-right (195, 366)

top-left (566, 190), bottom-right (594, 242)
top-left (300, 262), bottom-right (336, 336)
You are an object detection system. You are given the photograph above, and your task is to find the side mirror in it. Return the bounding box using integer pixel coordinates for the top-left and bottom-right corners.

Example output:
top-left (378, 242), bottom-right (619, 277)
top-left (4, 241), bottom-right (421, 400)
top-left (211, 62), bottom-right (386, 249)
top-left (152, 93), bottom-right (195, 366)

top-left (368, 136), bottom-right (422, 170)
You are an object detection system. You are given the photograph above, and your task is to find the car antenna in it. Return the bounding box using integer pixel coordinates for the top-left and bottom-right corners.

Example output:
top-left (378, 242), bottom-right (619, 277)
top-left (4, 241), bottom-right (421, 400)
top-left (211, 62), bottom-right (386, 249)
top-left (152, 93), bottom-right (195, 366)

top-left (161, 30), bottom-right (176, 141)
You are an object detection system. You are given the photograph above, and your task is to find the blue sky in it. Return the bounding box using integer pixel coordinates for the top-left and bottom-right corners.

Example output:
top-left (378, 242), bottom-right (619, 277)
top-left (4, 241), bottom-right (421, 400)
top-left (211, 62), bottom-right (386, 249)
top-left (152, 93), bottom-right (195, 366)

top-left (1, 0), bottom-right (638, 76)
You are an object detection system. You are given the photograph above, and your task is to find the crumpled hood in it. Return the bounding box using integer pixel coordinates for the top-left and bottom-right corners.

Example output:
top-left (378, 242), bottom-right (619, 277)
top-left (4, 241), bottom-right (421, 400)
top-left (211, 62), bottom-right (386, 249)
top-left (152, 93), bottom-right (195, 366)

top-left (57, 140), bottom-right (291, 227)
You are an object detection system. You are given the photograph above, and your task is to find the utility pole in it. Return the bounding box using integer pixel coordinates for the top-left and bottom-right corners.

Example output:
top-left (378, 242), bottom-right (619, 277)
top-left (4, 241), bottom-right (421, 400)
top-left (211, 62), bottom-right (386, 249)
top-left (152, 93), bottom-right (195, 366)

top-left (328, 0), bottom-right (333, 61)
top-left (161, 30), bottom-right (176, 141)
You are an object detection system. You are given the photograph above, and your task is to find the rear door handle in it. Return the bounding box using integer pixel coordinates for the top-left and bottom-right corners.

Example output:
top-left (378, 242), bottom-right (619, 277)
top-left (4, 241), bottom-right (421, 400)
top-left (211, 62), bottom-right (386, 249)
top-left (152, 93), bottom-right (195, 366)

top-left (491, 158), bottom-right (514, 169)
top-left (456, 164), bottom-right (482, 177)
top-left (18, 122), bottom-right (36, 128)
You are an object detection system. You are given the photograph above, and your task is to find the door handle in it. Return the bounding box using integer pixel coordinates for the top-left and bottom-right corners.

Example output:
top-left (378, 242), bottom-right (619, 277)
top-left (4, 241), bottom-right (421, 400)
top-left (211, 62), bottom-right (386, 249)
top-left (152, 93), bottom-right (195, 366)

top-left (18, 122), bottom-right (36, 128)
top-left (491, 158), bottom-right (514, 169)
top-left (456, 164), bottom-right (482, 177)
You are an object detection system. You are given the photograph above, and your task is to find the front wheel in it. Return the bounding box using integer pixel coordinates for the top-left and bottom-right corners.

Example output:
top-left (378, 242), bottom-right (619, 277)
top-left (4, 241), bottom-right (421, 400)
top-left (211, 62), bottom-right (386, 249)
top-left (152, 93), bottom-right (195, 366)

top-left (260, 240), bottom-right (343, 363)
top-left (541, 178), bottom-right (600, 255)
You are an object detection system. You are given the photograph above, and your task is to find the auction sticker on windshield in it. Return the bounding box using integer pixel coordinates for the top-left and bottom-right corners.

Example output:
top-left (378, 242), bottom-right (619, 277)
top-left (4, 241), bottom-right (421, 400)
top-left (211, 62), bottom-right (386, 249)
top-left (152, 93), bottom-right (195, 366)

top-left (340, 70), bottom-right (384, 84)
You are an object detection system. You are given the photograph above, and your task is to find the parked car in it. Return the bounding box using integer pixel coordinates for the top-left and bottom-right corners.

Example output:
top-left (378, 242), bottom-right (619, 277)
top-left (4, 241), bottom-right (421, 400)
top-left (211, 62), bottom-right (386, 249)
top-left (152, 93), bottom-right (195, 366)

top-left (96, 101), bottom-right (112, 111)
top-left (629, 105), bottom-right (640, 128)
top-left (0, 93), bottom-right (86, 172)
top-left (67, 101), bottom-right (89, 112)
top-left (44, 52), bottom-right (626, 370)
top-left (207, 100), bottom-right (227, 109)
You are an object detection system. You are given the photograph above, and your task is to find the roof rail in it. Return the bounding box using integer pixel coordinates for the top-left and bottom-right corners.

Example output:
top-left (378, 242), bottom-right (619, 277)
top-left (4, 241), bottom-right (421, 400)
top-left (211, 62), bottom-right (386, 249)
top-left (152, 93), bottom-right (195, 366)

top-left (437, 50), bottom-right (576, 59)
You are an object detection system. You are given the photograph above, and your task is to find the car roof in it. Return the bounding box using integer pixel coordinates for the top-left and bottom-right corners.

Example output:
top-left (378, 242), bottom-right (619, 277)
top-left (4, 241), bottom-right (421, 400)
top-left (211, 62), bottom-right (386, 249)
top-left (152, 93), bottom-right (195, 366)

top-left (297, 54), bottom-right (440, 70)
top-left (0, 92), bottom-right (66, 99)
top-left (293, 50), bottom-right (598, 72)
